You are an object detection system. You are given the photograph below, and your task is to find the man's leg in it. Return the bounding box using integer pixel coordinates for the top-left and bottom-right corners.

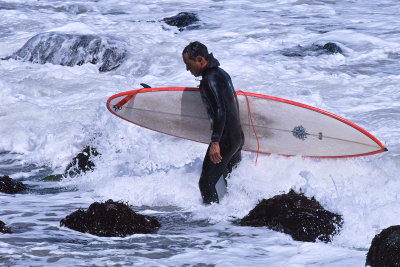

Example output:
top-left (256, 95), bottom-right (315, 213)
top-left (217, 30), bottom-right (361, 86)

top-left (199, 145), bottom-right (226, 204)
top-left (199, 143), bottom-right (241, 204)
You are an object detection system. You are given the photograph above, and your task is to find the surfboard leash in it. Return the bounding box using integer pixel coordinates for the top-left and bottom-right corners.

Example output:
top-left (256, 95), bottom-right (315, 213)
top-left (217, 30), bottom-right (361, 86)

top-left (243, 92), bottom-right (260, 166)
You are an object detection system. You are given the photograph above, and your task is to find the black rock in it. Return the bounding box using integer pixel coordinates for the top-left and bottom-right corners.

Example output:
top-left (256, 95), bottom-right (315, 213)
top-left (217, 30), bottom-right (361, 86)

top-left (163, 12), bottom-right (200, 31)
top-left (240, 189), bottom-right (343, 242)
top-left (322, 42), bottom-right (343, 54)
top-left (0, 175), bottom-right (27, 194)
top-left (40, 146), bottom-right (100, 180)
top-left (3, 32), bottom-right (127, 72)
top-left (0, 220), bottom-right (11, 234)
top-left (282, 42), bottom-right (343, 57)
top-left (366, 225), bottom-right (400, 267)
top-left (60, 199), bottom-right (161, 237)
top-left (64, 146), bottom-right (100, 177)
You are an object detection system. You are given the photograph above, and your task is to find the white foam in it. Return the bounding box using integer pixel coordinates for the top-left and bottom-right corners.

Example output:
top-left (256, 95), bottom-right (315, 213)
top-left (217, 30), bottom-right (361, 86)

top-left (46, 22), bottom-right (97, 35)
top-left (0, 0), bottom-right (399, 265)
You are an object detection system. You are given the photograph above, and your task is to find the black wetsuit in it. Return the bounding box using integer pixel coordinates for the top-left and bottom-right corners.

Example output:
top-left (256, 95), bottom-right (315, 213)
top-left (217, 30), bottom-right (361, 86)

top-left (198, 54), bottom-right (244, 204)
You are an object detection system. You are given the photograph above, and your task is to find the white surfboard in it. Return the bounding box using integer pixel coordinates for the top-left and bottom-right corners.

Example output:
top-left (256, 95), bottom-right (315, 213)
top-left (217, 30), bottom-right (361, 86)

top-left (107, 87), bottom-right (386, 158)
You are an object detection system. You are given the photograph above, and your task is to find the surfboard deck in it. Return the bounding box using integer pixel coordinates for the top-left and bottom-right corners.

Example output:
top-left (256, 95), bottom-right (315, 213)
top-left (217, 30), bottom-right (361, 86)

top-left (107, 87), bottom-right (387, 158)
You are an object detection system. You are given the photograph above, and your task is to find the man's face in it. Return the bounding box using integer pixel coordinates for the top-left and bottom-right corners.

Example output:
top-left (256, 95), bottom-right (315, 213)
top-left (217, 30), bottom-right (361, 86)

top-left (183, 53), bottom-right (205, 77)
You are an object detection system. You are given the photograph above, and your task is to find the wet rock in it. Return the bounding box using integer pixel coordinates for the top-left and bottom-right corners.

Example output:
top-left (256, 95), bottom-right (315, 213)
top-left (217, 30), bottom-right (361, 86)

top-left (40, 146), bottom-right (100, 180)
top-left (60, 199), bottom-right (161, 237)
top-left (64, 146), bottom-right (100, 177)
top-left (162, 12), bottom-right (200, 31)
top-left (3, 32), bottom-right (127, 72)
top-left (0, 220), bottom-right (11, 234)
top-left (322, 42), bottom-right (343, 54)
top-left (366, 225), bottom-right (400, 267)
top-left (40, 174), bottom-right (64, 182)
top-left (240, 189), bottom-right (343, 242)
top-left (0, 175), bottom-right (27, 194)
top-left (282, 42), bottom-right (343, 57)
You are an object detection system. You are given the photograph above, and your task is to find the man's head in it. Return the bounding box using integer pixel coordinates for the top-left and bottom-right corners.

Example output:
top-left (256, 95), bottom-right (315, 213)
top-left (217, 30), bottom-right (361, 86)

top-left (182, 41), bottom-right (209, 77)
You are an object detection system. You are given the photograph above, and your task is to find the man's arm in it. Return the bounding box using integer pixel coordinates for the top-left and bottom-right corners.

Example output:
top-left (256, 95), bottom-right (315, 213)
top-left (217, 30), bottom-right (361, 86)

top-left (206, 78), bottom-right (226, 143)
top-left (205, 77), bottom-right (226, 164)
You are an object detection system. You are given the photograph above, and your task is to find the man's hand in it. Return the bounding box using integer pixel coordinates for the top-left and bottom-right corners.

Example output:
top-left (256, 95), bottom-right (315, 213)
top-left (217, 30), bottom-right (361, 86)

top-left (209, 142), bottom-right (222, 164)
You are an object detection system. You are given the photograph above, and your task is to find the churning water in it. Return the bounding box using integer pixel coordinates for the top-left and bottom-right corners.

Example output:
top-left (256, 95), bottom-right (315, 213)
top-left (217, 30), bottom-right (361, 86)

top-left (0, 0), bottom-right (399, 266)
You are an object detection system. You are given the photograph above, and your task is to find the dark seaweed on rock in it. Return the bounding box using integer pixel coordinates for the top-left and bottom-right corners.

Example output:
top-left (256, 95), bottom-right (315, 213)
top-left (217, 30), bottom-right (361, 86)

top-left (240, 189), bottom-right (343, 242)
top-left (4, 32), bottom-right (127, 72)
top-left (0, 175), bottom-right (27, 194)
top-left (366, 225), bottom-right (400, 267)
top-left (282, 42), bottom-right (343, 57)
top-left (162, 12), bottom-right (200, 31)
top-left (60, 199), bottom-right (161, 237)
top-left (0, 220), bottom-right (11, 234)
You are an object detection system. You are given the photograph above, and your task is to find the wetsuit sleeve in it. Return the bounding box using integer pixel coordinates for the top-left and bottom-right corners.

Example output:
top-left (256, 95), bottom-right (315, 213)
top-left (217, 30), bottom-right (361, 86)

top-left (205, 78), bottom-right (226, 143)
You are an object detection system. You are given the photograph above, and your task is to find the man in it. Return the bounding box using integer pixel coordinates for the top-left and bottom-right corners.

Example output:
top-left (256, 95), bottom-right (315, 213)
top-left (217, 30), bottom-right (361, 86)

top-left (182, 41), bottom-right (244, 204)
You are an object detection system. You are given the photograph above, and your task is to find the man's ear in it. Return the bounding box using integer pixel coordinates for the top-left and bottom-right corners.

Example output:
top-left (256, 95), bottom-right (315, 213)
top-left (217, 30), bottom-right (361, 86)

top-left (196, 55), bottom-right (204, 63)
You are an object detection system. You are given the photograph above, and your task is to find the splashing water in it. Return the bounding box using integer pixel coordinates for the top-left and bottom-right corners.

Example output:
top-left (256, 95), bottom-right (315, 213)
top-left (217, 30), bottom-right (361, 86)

top-left (0, 0), bottom-right (399, 265)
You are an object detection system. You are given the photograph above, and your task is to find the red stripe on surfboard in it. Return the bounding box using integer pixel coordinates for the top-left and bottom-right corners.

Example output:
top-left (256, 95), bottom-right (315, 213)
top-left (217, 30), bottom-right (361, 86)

top-left (106, 87), bottom-right (387, 158)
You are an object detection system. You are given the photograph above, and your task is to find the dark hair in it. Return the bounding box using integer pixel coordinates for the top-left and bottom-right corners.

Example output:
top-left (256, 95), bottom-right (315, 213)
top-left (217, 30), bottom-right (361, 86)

top-left (182, 41), bottom-right (209, 61)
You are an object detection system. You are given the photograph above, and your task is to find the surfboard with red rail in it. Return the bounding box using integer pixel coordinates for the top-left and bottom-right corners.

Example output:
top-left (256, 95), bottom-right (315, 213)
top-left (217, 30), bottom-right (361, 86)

top-left (106, 87), bottom-right (387, 158)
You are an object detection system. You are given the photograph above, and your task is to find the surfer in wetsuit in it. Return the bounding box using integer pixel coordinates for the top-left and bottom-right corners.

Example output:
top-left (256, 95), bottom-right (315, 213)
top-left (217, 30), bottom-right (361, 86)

top-left (182, 41), bottom-right (244, 204)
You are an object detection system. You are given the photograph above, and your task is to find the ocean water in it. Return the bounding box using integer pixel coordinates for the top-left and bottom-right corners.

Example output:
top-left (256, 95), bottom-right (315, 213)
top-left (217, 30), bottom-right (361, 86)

top-left (0, 0), bottom-right (399, 266)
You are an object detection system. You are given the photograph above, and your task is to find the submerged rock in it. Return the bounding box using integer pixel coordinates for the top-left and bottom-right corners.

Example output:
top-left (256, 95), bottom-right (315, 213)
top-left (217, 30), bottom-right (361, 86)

top-left (64, 146), bottom-right (100, 177)
top-left (40, 174), bottom-right (64, 182)
top-left (0, 220), bottom-right (11, 234)
top-left (282, 42), bottom-right (343, 57)
top-left (4, 32), bottom-right (127, 72)
top-left (60, 199), bottom-right (161, 237)
top-left (0, 175), bottom-right (27, 194)
top-left (163, 12), bottom-right (200, 31)
top-left (240, 189), bottom-right (343, 242)
top-left (366, 225), bottom-right (400, 267)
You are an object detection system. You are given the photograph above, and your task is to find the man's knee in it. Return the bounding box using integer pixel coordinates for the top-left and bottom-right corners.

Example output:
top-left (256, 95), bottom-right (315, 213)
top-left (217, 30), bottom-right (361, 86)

top-left (198, 176), bottom-right (209, 192)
